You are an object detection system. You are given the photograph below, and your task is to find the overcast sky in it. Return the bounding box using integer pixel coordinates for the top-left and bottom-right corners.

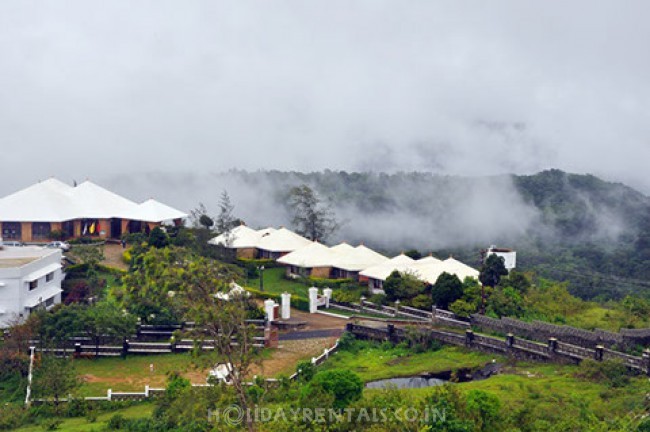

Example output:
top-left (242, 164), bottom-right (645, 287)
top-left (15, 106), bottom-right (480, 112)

top-left (1, 1), bottom-right (649, 196)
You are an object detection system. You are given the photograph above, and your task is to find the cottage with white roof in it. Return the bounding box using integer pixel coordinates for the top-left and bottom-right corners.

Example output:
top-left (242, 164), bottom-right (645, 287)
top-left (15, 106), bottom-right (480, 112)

top-left (0, 178), bottom-right (187, 242)
top-left (277, 241), bottom-right (338, 278)
top-left (330, 244), bottom-right (388, 279)
top-left (209, 225), bottom-right (276, 259)
top-left (256, 227), bottom-right (312, 259)
top-left (359, 253), bottom-right (416, 292)
top-left (0, 245), bottom-right (63, 327)
top-left (411, 257), bottom-right (480, 285)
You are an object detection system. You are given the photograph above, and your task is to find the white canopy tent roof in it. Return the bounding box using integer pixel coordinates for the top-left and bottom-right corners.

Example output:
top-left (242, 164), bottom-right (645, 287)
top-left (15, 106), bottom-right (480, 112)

top-left (359, 253), bottom-right (416, 281)
top-left (331, 244), bottom-right (388, 272)
top-left (256, 227), bottom-right (312, 253)
top-left (277, 241), bottom-right (338, 268)
top-left (137, 199), bottom-right (189, 223)
top-left (208, 225), bottom-right (276, 248)
top-left (411, 257), bottom-right (479, 285)
top-left (0, 178), bottom-right (187, 222)
top-left (416, 255), bottom-right (443, 265)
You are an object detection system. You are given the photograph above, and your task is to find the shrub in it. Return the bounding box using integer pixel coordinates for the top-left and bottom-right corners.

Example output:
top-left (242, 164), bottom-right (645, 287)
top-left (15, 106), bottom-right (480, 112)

top-left (0, 404), bottom-right (28, 430)
top-left (305, 369), bottom-right (363, 409)
top-left (368, 293), bottom-right (387, 305)
top-left (575, 359), bottom-right (630, 388)
top-left (332, 289), bottom-right (361, 304)
top-left (245, 287), bottom-right (310, 312)
top-left (122, 248), bottom-right (132, 265)
top-left (296, 360), bottom-right (317, 382)
top-left (40, 418), bottom-right (63, 431)
top-left (107, 414), bottom-right (127, 430)
top-left (48, 229), bottom-right (66, 241)
top-left (307, 277), bottom-right (355, 289)
top-left (337, 332), bottom-right (359, 352)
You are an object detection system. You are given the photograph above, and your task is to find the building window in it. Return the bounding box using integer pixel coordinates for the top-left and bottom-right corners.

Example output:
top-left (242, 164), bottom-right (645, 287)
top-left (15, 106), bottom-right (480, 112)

top-left (29, 280), bottom-right (38, 290)
top-left (46, 272), bottom-right (54, 282)
top-left (32, 222), bottom-right (51, 240)
top-left (2, 222), bottom-right (21, 240)
top-left (81, 219), bottom-right (101, 236)
top-left (127, 220), bottom-right (143, 234)
top-left (45, 297), bottom-right (55, 307)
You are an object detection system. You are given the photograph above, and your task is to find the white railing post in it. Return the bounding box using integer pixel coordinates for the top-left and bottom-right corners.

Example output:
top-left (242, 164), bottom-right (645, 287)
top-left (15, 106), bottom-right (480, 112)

top-left (323, 288), bottom-right (333, 308)
top-left (309, 287), bottom-right (319, 313)
top-left (264, 299), bottom-right (276, 322)
top-left (24, 346), bottom-right (35, 407)
top-left (281, 292), bottom-right (291, 320)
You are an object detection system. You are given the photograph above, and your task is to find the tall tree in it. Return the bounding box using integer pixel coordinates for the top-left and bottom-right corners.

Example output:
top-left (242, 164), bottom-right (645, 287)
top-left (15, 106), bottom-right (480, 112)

top-left (82, 302), bottom-right (137, 357)
top-left (288, 184), bottom-right (338, 242)
top-left (431, 272), bottom-right (464, 309)
top-left (189, 202), bottom-right (213, 230)
top-left (216, 190), bottom-right (236, 247)
top-left (32, 355), bottom-right (79, 411)
top-left (479, 254), bottom-right (509, 288)
top-left (479, 254), bottom-right (509, 314)
top-left (72, 245), bottom-right (105, 296)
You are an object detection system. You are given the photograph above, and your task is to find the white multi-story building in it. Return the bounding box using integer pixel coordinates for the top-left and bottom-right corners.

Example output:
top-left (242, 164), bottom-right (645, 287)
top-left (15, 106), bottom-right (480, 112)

top-left (0, 245), bottom-right (63, 328)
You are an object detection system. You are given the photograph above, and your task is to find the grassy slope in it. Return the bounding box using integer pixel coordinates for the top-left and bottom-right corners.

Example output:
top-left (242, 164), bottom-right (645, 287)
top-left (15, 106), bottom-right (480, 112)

top-left (321, 344), bottom-right (500, 382)
top-left (393, 363), bottom-right (649, 422)
top-left (75, 353), bottom-right (211, 397)
top-left (248, 267), bottom-right (311, 298)
top-left (329, 340), bottom-right (649, 422)
top-left (14, 403), bottom-right (154, 432)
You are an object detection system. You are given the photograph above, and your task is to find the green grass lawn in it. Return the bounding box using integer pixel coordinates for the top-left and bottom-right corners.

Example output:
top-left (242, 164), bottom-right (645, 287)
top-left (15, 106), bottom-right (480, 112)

top-left (74, 353), bottom-right (211, 397)
top-left (381, 362), bottom-right (650, 423)
top-left (14, 403), bottom-right (154, 432)
top-left (247, 267), bottom-right (311, 298)
top-left (321, 342), bottom-right (500, 382)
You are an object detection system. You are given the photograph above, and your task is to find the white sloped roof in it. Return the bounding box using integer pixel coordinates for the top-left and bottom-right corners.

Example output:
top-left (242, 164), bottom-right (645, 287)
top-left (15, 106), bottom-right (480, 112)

top-left (71, 181), bottom-right (144, 220)
top-left (208, 225), bottom-right (272, 248)
top-left (256, 227), bottom-right (312, 253)
top-left (359, 253), bottom-right (416, 281)
top-left (136, 199), bottom-right (188, 222)
top-left (277, 241), bottom-right (337, 268)
top-left (332, 244), bottom-right (388, 272)
top-left (416, 255), bottom-right (443, 265)
top-left (0, 178), bottom-right (187, 222)
top-left (411, 257), bottom-right (479, 285)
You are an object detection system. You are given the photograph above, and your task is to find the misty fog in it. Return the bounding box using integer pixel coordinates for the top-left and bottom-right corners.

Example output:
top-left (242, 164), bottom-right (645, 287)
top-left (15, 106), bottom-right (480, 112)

top-left (98, 170), bottom-right (538, 251)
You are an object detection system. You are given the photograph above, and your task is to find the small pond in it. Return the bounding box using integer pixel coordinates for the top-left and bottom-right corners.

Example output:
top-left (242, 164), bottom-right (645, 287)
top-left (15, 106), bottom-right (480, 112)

top-left (365, 376), bottom-right (447, 389)
top-left (365, 363), bottom-right (502, 390)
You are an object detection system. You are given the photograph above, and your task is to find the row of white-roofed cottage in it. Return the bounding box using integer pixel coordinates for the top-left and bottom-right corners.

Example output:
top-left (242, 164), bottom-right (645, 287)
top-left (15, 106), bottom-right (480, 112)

top-left (208, 224), bottom-right (483, 286)
top-left (277, 242), bottom-right (389, 281)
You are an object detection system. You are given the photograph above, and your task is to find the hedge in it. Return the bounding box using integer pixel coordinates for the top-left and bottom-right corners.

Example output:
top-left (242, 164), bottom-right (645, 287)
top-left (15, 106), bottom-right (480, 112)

top-left (236, 258), bottom-right (282, 268)
top-left (245, 287), bottom-right (310, 312)
top-left (65, 263), bottom-right (126, 277)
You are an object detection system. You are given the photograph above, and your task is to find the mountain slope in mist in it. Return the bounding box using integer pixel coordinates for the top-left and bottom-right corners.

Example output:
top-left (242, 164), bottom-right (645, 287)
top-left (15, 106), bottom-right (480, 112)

top-left (102, 169), bottom-right (650, 299)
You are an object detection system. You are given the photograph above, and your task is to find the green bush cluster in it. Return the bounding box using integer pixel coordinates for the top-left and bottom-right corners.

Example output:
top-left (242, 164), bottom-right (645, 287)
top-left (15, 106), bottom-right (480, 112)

top-left (245, 287), bottom-right (310, 312)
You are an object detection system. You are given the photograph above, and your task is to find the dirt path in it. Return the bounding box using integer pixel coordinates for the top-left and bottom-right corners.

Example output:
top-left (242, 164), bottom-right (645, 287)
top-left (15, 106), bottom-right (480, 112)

top-left (101, 243), bottom-right (129, 270)
top-left (250, 336), bottom-right (339, 377)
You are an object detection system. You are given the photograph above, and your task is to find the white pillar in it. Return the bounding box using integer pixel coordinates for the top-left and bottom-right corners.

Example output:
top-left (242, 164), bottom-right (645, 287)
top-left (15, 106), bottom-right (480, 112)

top-left (264, 299), bottom-right (276, 322)
top-left (323, 288), bottom-right (333, 308)
top-left (281, 292), bottom-right (291, 320)
top-left (308, 287), bottom-right (319, 313)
